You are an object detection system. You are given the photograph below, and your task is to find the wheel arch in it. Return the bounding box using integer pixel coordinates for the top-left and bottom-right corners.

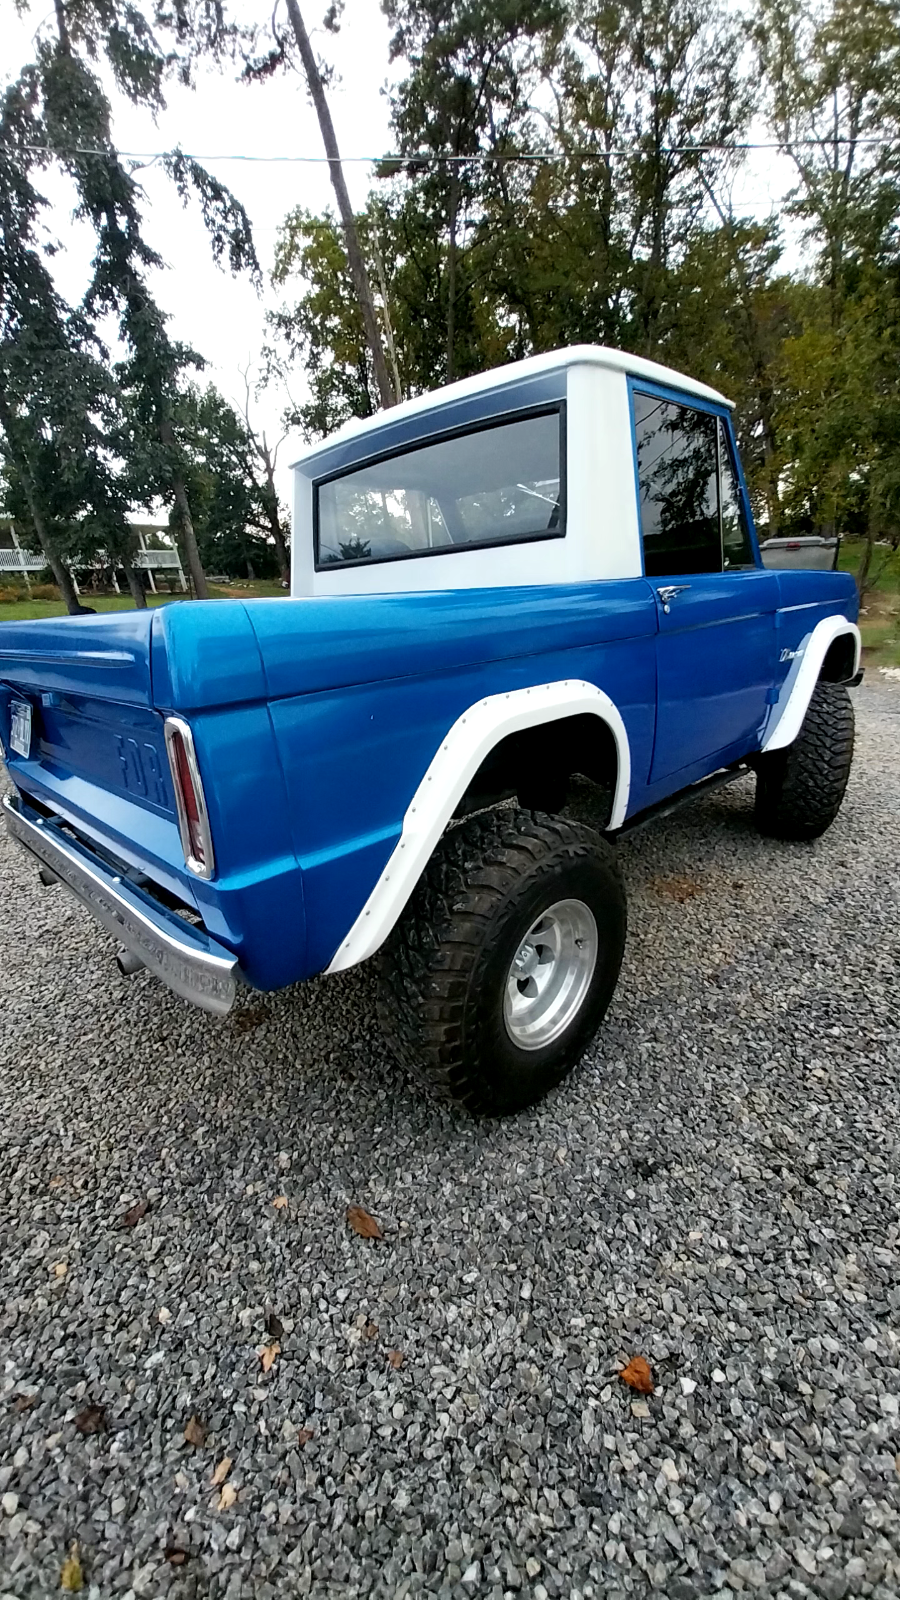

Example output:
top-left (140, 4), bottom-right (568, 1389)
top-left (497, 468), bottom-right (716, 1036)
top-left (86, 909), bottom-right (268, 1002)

top-left (762, 617), bottom-right (861, 755)
top-left (326, 679), bottom-right (631, 973)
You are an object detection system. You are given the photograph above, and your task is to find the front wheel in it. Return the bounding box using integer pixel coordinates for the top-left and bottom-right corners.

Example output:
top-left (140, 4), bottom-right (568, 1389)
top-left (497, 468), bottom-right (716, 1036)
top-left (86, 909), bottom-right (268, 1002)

top-left (377, 808), bottom-right (627, 1116)
top-left (754, 679), bottom-right (854, 841)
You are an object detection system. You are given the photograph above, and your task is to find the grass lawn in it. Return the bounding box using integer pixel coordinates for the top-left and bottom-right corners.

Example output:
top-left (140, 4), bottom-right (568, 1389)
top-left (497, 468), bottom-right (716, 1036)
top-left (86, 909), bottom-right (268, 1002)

top-left (839, 538), bottom-right (900, 669)
top-left (2, 554), bottom-right (898, 669)
top-left (0, 579), bottom-right (287, 624)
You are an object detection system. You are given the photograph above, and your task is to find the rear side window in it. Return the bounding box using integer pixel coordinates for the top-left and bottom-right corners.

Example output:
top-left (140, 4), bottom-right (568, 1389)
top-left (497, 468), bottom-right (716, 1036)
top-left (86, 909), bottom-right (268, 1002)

top-left (633, 392), bottom-right (720, 576)
top-left (316, 409), bottom-right (563, 568)
top-left (632, 391), bottom-right (757, 576)
top-left (719, 421), bottom-right (755, 569)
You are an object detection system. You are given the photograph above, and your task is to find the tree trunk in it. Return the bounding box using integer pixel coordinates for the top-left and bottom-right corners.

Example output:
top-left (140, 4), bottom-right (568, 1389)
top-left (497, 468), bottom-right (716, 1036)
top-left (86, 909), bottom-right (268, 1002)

top-left (171, 470), bottom-right (209, 599)
top-left (0, 389), bottom-right (83, 615)
top-left (122, 556), bottom-right (147, 608)
top-left (157, 408), bottom-right (209, 599)
top-left (284, 0), bottom-right (396, 411)
top-left (446, 170), bottom-right (460, 384)
top-left (262, 461), bottom-right (291, 583)
top-left (856, 513), bottom-right (878, 599)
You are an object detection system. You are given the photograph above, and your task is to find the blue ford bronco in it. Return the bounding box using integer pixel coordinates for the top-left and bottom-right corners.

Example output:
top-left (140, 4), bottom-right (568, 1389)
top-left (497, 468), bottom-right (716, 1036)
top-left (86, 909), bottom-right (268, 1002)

top-left (0, 347), bottom-right (861, 1115)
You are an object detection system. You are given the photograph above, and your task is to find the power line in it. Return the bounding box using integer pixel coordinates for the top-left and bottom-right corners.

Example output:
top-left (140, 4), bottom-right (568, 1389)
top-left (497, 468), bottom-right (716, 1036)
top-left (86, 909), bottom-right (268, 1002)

top-left (5, 135), bottom-right (895, 166)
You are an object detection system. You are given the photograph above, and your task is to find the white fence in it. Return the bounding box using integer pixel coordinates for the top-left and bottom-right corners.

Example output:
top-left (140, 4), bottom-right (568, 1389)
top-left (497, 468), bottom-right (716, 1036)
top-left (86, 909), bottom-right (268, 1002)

top-left (0, 548), bottom-right (45, 572)
top-left (0, 540), bottom-right (187, 594)
top-left (134, 549), bottom-right (182, 569)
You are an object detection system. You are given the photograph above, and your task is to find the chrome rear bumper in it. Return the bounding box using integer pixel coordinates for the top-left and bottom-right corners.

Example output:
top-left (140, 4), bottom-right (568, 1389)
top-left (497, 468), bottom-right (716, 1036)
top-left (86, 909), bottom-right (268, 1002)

top-left (2, 792), bottom-right (239, 1016)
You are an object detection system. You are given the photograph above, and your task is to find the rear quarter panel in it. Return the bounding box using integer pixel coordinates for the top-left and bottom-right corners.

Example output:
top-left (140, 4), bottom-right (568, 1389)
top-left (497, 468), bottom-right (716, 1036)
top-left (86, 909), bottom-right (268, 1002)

top-left (773, 568), bottom-right (859, 690)
top-left (251, 585), bottom-right (658, 976)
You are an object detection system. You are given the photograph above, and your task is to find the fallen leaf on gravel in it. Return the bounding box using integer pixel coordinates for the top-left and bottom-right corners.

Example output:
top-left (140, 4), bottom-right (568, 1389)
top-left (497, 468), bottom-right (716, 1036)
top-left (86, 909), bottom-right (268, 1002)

top-left (619, 1356), bottom-right (654, 1394)
top-left (265, 1310), bottom-right (284, 1340)
top-left (234, 1005), bottom-right (266, 1033)
top-left (272, 1195), bottom-right (288, 1211)
top-left (346, 1205), bottom-right (383, 1240)
top-left (74, 1404), bottom-right (106, 1435)
top-left (12, 1392), bottom-right (37, 1412)
top-left (53, 1261), bottom-right (68, 1278)
top-left (120, 1198), bottom-right (149, 1228)
top-left (211, 1456), bottom-right (233, 1488)
top-left (259, 1341), bottom-right (280, 1373)
top-left (164, 1546), bottom-right (188, 1566)
top-left (184, 1414), bottom-right (207, 1448)
top-left (649, 873), bottom-right (703, 903)
top-left (217, 1482), bottom-right (237, 1511)
top-left (296, 1427), bottom-right (314, 1447)
top-left (387, 1350), bottom-right (404, 1370)
top-left (363, 1320), bottom-right (379, 1339)
top-left (60, 1543), bottom-right (83, 1591)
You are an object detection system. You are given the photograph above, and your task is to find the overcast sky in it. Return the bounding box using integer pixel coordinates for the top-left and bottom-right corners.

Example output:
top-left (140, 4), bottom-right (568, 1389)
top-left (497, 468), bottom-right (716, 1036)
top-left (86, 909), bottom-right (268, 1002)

top-left (6, 0), bottom-right (796, 515)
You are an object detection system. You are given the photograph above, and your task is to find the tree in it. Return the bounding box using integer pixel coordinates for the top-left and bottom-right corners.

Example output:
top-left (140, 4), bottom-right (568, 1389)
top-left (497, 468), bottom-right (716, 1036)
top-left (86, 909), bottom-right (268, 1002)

top-left (173, 382), bottom-right (290, 581)
top-left (245, 1), bottom-right (397, 409)
top-left (755, 0), bottom-right (900, 566)
top-left (3, 0), bottom-right (261, 605)
top-left (0, 74), bottom-right (134, 613)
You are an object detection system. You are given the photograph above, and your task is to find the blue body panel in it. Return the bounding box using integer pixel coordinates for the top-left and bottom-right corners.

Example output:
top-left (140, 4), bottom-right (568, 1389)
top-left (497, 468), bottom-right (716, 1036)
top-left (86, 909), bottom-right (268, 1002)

top-left (0, 566), bottom-right (858, 993)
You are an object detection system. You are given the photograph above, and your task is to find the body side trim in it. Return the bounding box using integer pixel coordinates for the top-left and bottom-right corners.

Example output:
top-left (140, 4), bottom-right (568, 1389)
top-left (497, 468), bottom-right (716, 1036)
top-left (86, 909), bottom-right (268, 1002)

top-left (325, 679), bottom-right (631, 974)
top-left (761, 617), bottom-right (861, 752)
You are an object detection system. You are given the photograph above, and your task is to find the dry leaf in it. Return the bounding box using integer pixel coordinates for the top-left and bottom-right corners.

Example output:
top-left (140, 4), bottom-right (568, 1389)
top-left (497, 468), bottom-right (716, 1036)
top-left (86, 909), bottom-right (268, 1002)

top-left (650, 873), bottom-right (703, 904)
top-left (184, 1414), bottom-right (207, 1448)
top-left (217, 1481), bottom-right (237, 1511)
top-left (120, 1198), bottom-right (149, 1228)
top-left (387, 1350), bottom-right (404, 1370)
top-left (363, 1320), bottom-right (379, 1339)
top-left (53, 1261), bottom-right (68, 1278)
top-left (164, 1546), bottom-right (188, 1566)
top-left (12, 1392), bottom-right (37, 1412)
top-left (346, 1205), bottom-right (383, 1240)
top-left (234, 1005), bottom-right (266, 1033)
top-left (259, 1340), bottom-right (280, 1374)
top-left (619, 1356), bottom-right (654, 1395)
top-left (272, 1195), bottom-right (288, 1211)
top-left (211, 1456), bottom-right (233, 1488)
top-left (296, 1427), bottom-right (314, 1447)
top-left (60, 1543), bottom-right (83, 1592)
top-left (265, 1310), bottom-right (284, 1340)
top-left (74, 1404), bottom-right (106, 1435)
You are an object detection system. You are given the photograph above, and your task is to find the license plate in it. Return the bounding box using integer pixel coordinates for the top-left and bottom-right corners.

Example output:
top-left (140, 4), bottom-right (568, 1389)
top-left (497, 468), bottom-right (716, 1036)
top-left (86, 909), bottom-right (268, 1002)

top-left (9, 699), bottom-right (32, 759)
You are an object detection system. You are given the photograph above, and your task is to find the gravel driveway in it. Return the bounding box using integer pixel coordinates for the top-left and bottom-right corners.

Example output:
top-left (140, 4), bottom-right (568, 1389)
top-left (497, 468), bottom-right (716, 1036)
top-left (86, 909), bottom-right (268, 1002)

top-left (1, 681), bottom-right (899, 1600)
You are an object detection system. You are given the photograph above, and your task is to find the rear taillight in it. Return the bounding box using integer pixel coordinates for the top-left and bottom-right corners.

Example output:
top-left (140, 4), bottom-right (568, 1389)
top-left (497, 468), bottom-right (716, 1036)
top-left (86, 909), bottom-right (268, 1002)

top-left (164, 717), bottom-right (215, 878)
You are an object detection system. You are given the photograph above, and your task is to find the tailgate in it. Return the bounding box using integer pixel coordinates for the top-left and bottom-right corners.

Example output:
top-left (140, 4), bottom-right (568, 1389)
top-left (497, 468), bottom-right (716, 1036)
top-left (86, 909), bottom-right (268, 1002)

top-left (0, 609), bottom-right (155, 702)
top-left (0, 609), bottom-right (190, 899)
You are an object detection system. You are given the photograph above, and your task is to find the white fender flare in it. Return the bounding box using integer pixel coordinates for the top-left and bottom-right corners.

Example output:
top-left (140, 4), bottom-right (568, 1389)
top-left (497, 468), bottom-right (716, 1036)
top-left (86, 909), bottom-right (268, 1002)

top-left (762, 616), bottom-right (861, 754)
top-left (327, 679), bottom-right (631, 973)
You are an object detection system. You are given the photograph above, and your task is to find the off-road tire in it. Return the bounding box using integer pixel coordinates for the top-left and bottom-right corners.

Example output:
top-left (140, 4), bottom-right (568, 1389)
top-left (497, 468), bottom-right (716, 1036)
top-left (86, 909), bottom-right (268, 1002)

top-left (377, 807), bottom-right (627, 1116)
top-left (754, 679), bottom-right (854, 842)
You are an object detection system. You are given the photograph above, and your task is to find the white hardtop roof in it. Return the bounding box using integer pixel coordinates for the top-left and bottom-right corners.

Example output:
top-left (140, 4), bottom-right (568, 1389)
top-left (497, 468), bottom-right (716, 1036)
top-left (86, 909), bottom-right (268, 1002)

top-left (290, 344), bottom-right (733, 470)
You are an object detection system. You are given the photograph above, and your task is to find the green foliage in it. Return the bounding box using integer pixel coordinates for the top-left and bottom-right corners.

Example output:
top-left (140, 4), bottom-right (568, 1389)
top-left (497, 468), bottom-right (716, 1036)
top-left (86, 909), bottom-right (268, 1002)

top-left (0, 0), bottom-right (272, 609)
top-left (265, 0), bottom-right (900, 571)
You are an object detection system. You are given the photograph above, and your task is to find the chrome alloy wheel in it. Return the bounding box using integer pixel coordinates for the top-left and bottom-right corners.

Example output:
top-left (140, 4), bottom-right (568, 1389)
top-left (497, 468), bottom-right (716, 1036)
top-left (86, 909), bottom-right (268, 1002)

top-left (503, 898), bottom-right (599, 1051)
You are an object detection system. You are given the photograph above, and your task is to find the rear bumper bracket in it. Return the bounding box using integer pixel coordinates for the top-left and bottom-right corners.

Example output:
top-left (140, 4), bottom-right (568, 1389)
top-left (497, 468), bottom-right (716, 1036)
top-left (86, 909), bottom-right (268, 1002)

top-left (2, 792), bottom-right (239, 1016)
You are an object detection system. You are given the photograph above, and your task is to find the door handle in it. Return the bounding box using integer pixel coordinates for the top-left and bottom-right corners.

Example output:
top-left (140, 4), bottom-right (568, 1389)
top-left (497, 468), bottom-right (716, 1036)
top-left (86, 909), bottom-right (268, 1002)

top-left (657, 584), bottom-right (691, 613)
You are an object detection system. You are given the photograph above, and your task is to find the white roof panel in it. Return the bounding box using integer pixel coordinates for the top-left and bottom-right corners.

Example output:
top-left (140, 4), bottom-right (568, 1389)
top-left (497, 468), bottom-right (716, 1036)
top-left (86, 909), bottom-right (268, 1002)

top-left (290, 343), bottom-right (733, 471)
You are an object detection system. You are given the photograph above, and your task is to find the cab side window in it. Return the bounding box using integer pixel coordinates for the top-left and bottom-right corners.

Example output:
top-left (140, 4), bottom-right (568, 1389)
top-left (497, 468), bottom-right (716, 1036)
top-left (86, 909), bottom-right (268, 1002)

top-left (633, 391), bottom-right (757, 576)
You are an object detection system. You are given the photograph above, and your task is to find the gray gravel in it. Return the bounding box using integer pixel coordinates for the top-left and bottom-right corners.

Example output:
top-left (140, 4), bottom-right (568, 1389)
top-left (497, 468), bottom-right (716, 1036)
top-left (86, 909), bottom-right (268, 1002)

top-left (1, 680), bottom-right (899, 1600)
